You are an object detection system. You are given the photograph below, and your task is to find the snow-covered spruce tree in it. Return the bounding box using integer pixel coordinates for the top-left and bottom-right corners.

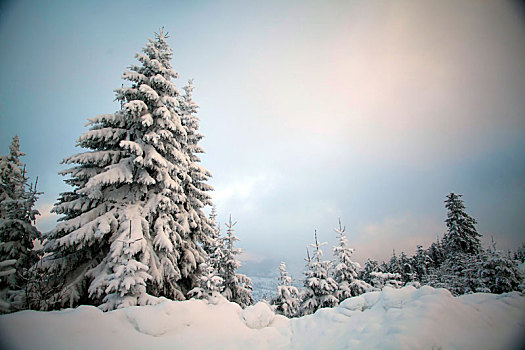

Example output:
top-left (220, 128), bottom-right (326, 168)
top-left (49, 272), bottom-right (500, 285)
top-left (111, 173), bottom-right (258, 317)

top-left (220, 216), bottom-right (253, 308)
top-left (271, 262), bottom-right (300, 318)
top-left (432, 252), bottom-right (484, 295)
top-left (370, 271), bottom-right (402, 289)
top-left (431, 193), bottom-right (483, 295)
top-left (43, 29), bottom-right (214, 310)
top-left (301, 230), bottom-right (338, 315)
top-left (332, 219), bottom-right (370, 302)
top-left (188, 207), bottom-right (224, 300)
top-left (188, 261), bottom-right (223, 299)
top-left (480, 240), bottom-right (522, 294)
top-left (202, 206), bottom-right (223, 272)
top-left (443, 193), bottom-right (481, 257)
top-left (427, 238), bottom-right (445, 269)
top-left (387, 250), bottom-right (402, 276)
top-left (0, 136), bottom-right (41, 312)
top-left (513, 243), bottom-right (525, 263)
top-left (177, 78), bottom-right (215, 292)
top-left (360, 258), bottom-right (380, 286)
top-left (412, 245), bottom-right (432, 282)
top-left (399, 251), bottom-right (416, 283)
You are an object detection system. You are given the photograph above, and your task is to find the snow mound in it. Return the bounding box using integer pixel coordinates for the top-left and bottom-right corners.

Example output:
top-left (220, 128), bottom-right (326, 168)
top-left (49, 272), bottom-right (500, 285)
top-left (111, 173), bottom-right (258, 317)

top-left (242, 302), bottom-right (275, 329)
top-left (1, 286), bottom-right (524, 350)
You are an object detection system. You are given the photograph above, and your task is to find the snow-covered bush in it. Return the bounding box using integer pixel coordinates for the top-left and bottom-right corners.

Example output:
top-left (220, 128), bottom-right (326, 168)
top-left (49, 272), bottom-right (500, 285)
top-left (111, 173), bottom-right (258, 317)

top-left (332, 219), bottom-right (371, 301)
top-left (271, 262), bottom-right (300, 317)
top-left (301, 231), bottom-right (338, 315)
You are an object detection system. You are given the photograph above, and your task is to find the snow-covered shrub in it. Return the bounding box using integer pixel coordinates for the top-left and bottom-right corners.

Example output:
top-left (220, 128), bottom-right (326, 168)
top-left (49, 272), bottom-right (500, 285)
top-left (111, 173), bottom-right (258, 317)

top-left (301, 231), bottom-right (338, 315)
top-left (271, 262), bottom-right (300, 318)
top-left (332, 219), bottom-right (371, 301)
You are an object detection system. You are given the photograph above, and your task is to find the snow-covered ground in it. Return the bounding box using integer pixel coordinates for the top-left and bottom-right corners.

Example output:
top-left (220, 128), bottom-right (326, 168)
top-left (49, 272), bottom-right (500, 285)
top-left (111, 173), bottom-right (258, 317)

top-left (1, 286), bottom-right (524, 350)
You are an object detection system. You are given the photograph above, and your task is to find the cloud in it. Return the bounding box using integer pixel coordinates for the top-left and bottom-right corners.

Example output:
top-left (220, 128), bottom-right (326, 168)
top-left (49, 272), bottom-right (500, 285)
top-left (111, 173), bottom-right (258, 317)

top-left (211, 172), bottom-right (280, 215)
top-left (351, 212), bottom-right (443, 263)
top-left (245, 0), bottom-right (525, 163)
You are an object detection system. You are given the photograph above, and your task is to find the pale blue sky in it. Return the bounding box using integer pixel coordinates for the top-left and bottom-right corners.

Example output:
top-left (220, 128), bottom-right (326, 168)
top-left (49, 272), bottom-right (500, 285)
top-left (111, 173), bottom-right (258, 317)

top-left (1, 0), bottom-right (524, 268)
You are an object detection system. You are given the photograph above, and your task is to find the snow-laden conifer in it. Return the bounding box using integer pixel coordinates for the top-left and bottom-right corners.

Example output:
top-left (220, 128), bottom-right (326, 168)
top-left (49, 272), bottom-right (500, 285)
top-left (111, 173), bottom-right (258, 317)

top-left (220, 216), bottom-right (253, 308)
top-left (301, 230), bottom-right (338, 315)
top-left (43, 29), bottom-right (213, 310)
top-left (370, 271), bottom-right (402, 289)
top-left (0, 136), bottom-right (41, 312)
top-left (513, 243), bottom-right (525, 263)
top-left (332, 219), bottom-right (370, 301)
top-left (428, 193), bottom-right (484, 295)
top-left (360, 258), bottom-right (380, 286)
top-left (177, 79), bottom-right (215, 292)
top-left (398, 251), bottom-right (416, 283)
top-left (443, 193), bottom-right (481, 256)
top-left (188, 207), bottom-right (224, 299)
top-left (271, 262), bottom-right (300, 318)
top-left (412, 245), bottom-right (432, 282)
top-left (480, 239), bottom-right (522, 294)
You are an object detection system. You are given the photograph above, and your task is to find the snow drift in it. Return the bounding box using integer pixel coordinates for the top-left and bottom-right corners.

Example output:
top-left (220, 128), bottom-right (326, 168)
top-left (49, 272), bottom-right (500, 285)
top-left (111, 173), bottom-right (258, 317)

top-left (1, 286), bottom-right (524, 350)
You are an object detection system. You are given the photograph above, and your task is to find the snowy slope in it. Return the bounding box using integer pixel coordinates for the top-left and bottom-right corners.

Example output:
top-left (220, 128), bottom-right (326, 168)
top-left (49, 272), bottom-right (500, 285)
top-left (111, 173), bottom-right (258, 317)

top-left (1, 286), bottom-right (524, 350)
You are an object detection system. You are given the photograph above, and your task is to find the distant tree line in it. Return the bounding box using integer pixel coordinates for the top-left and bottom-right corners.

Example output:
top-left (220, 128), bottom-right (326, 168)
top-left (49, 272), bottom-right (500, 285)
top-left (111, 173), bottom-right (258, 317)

top-left (270, 193), bottom-right (524, 318)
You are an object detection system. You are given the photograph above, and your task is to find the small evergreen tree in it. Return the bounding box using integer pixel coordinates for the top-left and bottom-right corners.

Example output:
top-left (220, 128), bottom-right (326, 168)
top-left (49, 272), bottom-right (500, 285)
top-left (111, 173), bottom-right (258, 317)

top-left (271, 262), bottom-right (300, 318)
top-left (480, 240), bottom-right (522, 294)
top-left (387, 249), bottom-right (402, 275)
top-left (220, 215), bottom-right (253, 308)
top-left (0, 136), bottom-right (41, 312)
top-left (188, 261), bottom-right (223, 300)
top-left (301, 230), bottom-right (338, 315)
top-left (427, 238), bottom-right (445, 270)
top-left (360, 258), bottom-right (380, 286)
top-left (188, 207), bottom-right (224, 299)
top-left (513, 243), bottom-right (525, 263)
top-left (431, 252), bottom-right (484, 295)
top-left (370, 271), bottom-right (402, 289)
top-left (332, 219), bottom-right (370, 301)
top-left (399, 251), bottom-right (416, 283)
top-left (412, 245), bottom-right (432, 282)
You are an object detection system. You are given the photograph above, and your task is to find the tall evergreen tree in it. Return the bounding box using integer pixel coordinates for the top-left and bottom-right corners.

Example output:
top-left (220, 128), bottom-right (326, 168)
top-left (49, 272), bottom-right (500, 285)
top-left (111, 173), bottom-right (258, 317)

top-left (177, 79), bottom-right (215, 292)
top-left (0, 136), bottom-right (41, 312)
top-left (443, 193), bottom-right (481, 256)
top-left (43, 29), bottom-right (214, 310)
top-left (220, 216), bottom-right (253, 308)
top-left (428, 193), bottom-right (483, 295)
